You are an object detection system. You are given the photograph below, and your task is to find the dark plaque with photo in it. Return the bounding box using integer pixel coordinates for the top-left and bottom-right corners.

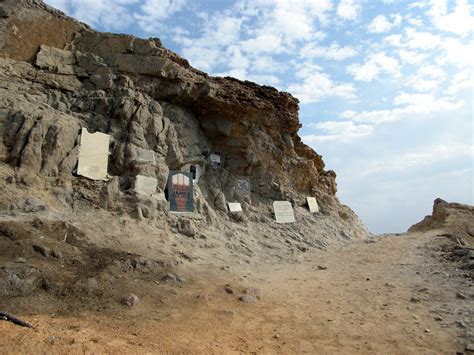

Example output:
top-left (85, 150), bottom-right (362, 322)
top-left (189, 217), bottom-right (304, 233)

top-left (168, 171), bottom-right (193, 212)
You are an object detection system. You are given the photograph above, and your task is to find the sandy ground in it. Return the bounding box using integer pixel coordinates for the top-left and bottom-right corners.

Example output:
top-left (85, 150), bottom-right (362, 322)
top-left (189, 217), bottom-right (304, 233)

top-left (1, 230), bottom-right (472, 354)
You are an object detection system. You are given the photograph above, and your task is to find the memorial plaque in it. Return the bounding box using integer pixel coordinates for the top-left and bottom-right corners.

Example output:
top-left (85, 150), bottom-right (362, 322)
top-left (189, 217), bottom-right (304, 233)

top-left (235, 178), bottom-right (251, 197)
top-left (227, 202), bottom-right (243, 213)
top-left (209, 154), bottom-right (221, 164)
top-left (76, 128), bottom-right (110, 180)
top-left (273, 201), bottom-right (295, 223)
top-left (136, 148), bottom-right (155, 164)
top-left (307, 197), bottom-right (320, 213)
top-left (134, 175), bottom-right (157, 196)
top-left (168, 171), bottom-right (193, 213)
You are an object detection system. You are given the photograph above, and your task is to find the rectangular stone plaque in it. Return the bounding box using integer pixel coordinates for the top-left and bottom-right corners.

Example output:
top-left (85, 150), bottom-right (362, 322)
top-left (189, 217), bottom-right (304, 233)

top-left (136, 148), bottom-right (155, 164)
top-left (209, 154), bottom-right (221, 164)
top-left (76, 128), bottom-right (110, 180)
top-left (235, 178), bottom-right (251, 197)
top-left (227, 202), bottom-right (242, 213)
top-left (168, 171), bottom-right (193, 213)
top-left (307, 197), bottom-right (320, 213)
top-left (134, 175), bottom-right (157, 196)
top-left (273, 201), bottom-right (295, 223)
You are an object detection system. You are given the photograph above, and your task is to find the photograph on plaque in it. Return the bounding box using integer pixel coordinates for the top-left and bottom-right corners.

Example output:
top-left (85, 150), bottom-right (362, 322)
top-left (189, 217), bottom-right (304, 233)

top-left (168, 171), bottom-right (193, 212)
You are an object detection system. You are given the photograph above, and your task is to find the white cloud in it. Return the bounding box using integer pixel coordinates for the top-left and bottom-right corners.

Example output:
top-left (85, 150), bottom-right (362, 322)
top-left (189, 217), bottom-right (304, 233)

top-left (176, 13), bottom-right (245, 71)
top-left (405, 65), bottom-right (447, 92)
top-left (134, 0), bottom-right (187, 32)
top-left (383, 34), bottom-right (402, 46)
top-left (368, 15), bottom-right (393, 33)
top-left (45, 0), bottom-right (183, 31)
top-left (73, 0), bottom-right (140, 29)
top-left (303, 121), bottom-right (373, 143)
top-left (363, 143), bottom-right (474, 175)
top-left (265, 0), bottom-right (333, 43)
top-left (44, 0), bottom-right (70, 12)
top-left (438, 38), bottom-right (474, 68)
top-left (300, 41), bottom-right (358, 61)
top-left (251, 56), bottom-right (286, 73)
top-left (406, 17), bottom-right (424, 27)
top-left (288, 69), bottom-right (356, 104)
top-left (427, 0), bottom-right (474, 36)
top-left (241, 34), bottom-right (284, 54)
top-left (398, 49), bottom-right (427, 64)
top-left (405, 28), bottom-right (441, 50)
top-left (347, 93), bottom-right (463, 124)
top-left (446, 70), bottom-right (474, 95)
top-left (337, 0), bottom-right (362, 21)
top-left (347, 52), bottom-right (400, 82)
top-left (174, 0), bottom-right (333, 78)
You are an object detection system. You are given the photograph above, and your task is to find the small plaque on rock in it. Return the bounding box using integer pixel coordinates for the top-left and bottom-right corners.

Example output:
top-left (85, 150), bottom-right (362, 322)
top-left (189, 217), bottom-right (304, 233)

top-left (273, 201), bottom-right (295, 223)
top-left (168, 171), bottom-right (193, 213)
top-left (209, 154), bottom-right (221, 164)
top-left (235, 178), bottom-right (251, 198)
top-left (307, 197), bottom-right (319, 213)
top-left (136, 148), bottom-right (155, 164)
top-left (227, 202), bottom-right (242, 213)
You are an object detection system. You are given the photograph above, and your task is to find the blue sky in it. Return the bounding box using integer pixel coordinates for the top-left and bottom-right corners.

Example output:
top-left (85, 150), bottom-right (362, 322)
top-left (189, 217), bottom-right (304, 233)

top-left (45, 0), bottom-right (473, 233)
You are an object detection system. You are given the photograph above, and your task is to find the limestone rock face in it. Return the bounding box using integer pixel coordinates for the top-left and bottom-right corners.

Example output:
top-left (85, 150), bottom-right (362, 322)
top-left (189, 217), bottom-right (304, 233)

top-left (409, 199), bottom-right (474, 247)
top-left (0, 0), bottom-right (369, 253)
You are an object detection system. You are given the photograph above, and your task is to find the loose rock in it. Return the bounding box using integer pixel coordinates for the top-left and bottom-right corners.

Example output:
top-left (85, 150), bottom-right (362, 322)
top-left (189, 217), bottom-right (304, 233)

top-left (239, 295), bottom-right (257, 303)
top-left (123, 293), bottom-right (139, 308)
top-left (244, 287), bottom-right (261, 299)
top-left (32, 245), bottom-right (50, 257)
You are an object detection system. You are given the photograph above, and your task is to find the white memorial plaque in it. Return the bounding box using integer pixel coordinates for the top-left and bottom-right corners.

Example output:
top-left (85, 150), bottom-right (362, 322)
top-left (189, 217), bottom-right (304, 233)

top-left (273, 201), bottom-right (295, 223)
top-left (227, 202), bottom-right (243, 213)
top-left (77, 128), bottom-right (110, 180)
top-left (209, 154), bottom-right (221, 164)
top-left (307, 197), bottom-right (320, 213)
top-left (134, 175), bottom-right (157, 196)
top-left (136, 148), bottom-right (155, 164)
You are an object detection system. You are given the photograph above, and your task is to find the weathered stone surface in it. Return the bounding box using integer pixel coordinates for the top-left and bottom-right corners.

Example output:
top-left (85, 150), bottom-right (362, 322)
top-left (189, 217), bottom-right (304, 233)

top-left (36, 45), bottom-right (77, 74)
top-left (123, 293), bottom-right (139, 308)
top-left (134, 175), bottom-right (158, 196)
top-left (239, 294), bottom-right (257, 303)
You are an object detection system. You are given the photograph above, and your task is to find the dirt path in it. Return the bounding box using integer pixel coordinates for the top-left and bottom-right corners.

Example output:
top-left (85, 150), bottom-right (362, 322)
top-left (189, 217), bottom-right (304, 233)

top-left (1, 231), bottom-right (472, 354)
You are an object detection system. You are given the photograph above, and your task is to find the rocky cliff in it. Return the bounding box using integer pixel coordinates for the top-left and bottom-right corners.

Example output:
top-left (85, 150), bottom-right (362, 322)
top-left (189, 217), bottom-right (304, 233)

top-left (0, 0), bottom-right (368, 271)
top-left (409, 198), bottom-right (474, 247)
